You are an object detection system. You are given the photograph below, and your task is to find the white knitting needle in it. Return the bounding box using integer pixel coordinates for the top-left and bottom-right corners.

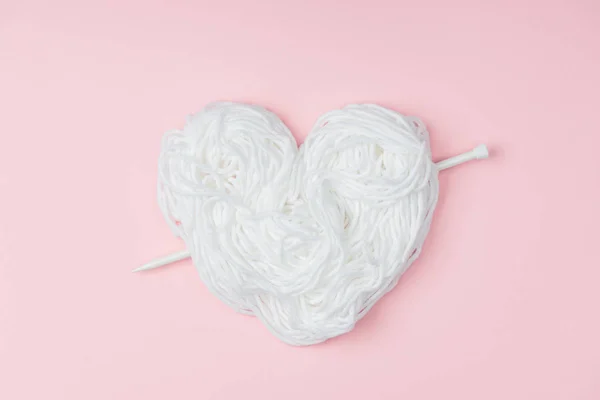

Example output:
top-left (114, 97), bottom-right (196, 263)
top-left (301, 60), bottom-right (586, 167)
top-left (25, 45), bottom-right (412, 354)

top-left (132, 249), bottom-right (190, 272)
top-left (436, 144), bottom-right (488, 171)
top-left (133, 144), bottom-right (489, 272)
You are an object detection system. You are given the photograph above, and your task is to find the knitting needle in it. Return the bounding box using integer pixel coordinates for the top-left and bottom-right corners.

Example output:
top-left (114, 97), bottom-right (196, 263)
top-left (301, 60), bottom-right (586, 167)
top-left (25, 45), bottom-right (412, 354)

top-left (133, 144), bottom-right (489, 272)
top-left (436, 144), bottom-right (488, 171)
top-left (132, 249), bottom-right (191, 273)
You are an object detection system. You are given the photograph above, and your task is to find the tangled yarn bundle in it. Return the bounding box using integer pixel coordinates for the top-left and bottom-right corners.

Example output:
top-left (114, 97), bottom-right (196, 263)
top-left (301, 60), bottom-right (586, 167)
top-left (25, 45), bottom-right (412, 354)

top-left (158, 102), bottom-right (439, 345)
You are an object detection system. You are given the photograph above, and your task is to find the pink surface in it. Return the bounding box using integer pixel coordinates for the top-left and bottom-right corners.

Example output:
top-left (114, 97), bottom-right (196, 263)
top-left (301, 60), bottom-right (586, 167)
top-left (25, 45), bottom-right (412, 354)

top-left (1, 0), bottom-right (600, 398)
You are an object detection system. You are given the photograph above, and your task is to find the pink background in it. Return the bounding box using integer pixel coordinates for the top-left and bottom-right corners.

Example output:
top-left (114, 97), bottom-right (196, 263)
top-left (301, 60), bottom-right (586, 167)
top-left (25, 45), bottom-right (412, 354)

top-left (1, 0), bottom-right (600, 399)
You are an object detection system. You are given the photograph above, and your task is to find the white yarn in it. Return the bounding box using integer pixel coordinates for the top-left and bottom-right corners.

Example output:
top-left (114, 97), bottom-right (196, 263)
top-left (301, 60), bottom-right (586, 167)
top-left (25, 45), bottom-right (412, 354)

top-left (157, 102), bottom-right (439, 345)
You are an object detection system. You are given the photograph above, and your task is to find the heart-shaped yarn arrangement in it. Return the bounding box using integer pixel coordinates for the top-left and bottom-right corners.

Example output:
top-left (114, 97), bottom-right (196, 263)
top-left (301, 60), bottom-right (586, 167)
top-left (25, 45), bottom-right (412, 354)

top-left (157, 102), bottom-right (439, 345)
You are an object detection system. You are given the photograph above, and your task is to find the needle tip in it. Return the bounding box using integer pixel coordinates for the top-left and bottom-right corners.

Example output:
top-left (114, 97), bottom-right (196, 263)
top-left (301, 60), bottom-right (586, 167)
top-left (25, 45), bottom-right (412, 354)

top-left (133, 249), bottom-right (191, 273)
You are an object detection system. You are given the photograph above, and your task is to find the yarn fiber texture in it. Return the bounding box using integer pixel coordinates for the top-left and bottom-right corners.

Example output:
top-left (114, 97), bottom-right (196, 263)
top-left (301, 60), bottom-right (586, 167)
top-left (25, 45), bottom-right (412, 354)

top-left (158, 102), bottom-right (439, 345)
